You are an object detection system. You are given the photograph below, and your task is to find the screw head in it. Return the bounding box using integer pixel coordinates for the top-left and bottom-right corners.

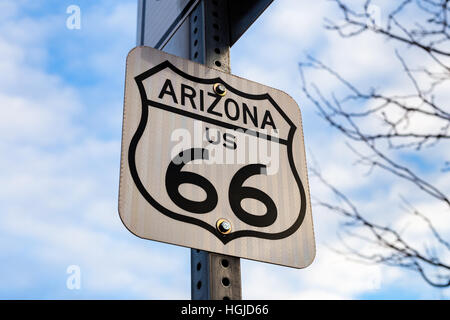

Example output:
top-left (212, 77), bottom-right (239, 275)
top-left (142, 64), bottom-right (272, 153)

top-left (216, 218), bottom-right (231, 234)
top-left (213, 83), bottom-right (227, 96)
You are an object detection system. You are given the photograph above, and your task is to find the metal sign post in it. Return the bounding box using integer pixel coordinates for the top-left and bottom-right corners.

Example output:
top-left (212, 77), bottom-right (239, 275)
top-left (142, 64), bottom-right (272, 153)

top-left (136, 0), bottom-right (241, 300)
top-left (188, 1), bottom-right (241, 300)
top-left (124, 0), bottom-right (314, 301)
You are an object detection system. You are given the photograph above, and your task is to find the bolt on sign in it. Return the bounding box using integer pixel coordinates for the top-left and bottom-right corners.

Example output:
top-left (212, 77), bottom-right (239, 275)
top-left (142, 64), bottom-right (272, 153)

top-left (119, 46), bottom-right (315, 268)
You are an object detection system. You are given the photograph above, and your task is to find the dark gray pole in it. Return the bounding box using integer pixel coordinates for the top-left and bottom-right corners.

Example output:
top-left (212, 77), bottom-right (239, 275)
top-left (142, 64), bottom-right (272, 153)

top-left (189, 0), bottom-right (242, 300)
top-left (137, 0), bottom-right (242, 300)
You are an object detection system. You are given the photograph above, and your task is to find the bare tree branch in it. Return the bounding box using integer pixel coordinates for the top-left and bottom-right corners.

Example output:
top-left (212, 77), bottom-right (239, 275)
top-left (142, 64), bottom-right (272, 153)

top-left (302, 0), bottom-right (450, 288)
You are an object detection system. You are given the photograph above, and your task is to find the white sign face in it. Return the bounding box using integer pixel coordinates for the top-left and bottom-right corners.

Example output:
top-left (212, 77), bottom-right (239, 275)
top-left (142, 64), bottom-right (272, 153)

top-left (119, 46), bottom-right (315, 268)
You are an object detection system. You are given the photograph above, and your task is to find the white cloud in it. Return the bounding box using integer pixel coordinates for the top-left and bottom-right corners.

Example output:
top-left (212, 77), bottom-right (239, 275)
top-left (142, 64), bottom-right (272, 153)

top-left (0, 1), bottom-right (189, 299)
top-left (242, 245), bottom-right (392, 300)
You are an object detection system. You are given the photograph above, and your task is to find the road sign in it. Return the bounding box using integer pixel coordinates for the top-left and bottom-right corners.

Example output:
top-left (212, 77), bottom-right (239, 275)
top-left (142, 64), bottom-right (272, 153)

top-left (119, 46), bottom-right (315, 268)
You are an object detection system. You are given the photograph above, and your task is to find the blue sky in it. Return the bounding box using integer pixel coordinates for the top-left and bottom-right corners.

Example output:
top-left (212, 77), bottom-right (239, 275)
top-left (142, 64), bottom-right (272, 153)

top-left (0, 0), bottom-right (449, 299)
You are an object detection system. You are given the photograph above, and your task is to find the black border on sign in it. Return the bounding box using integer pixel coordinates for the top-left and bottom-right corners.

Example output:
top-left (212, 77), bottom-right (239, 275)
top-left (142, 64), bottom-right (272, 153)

top-left (128, 59), bottom-right (307, 244)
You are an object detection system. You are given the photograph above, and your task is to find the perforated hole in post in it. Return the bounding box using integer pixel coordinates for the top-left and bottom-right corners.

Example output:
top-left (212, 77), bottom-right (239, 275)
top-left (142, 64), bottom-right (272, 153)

top-left (221, 277), bottom-right (230, 287)
top-left (221, 259), bottom-right (229, 268)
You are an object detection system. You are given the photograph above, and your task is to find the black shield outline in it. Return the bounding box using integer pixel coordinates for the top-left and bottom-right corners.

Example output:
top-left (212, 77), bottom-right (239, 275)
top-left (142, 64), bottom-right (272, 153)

top-left (128, 60), bottom-right (307, 244)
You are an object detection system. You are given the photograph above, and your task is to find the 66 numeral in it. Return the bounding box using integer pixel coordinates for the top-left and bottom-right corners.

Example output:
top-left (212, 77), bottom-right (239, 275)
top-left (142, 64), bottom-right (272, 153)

top-left (165, 148), bottom-right (278, 228)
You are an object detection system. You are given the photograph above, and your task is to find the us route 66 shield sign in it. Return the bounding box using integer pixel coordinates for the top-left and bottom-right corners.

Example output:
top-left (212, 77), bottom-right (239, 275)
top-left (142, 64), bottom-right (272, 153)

top-left (119, 46), bottom-right (315, 268)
